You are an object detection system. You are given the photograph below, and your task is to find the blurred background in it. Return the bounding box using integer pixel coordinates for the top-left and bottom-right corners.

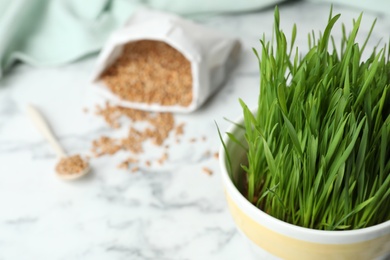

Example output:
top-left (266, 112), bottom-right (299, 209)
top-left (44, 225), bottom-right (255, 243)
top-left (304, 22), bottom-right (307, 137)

top-left (0, 0), bottom-right (389, 77)
top-left (0, 0), bottom-right (389, 259)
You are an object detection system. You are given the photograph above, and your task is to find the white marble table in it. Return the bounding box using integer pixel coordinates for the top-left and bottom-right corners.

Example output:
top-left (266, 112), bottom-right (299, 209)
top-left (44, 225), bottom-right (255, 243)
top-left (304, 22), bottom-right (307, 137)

top-left (0, 2), bottom-right (389, 259)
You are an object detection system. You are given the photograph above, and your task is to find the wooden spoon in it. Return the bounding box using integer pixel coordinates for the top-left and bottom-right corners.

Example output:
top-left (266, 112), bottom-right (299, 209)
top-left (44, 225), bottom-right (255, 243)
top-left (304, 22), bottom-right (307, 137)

top-left (26, 104), bottom-right (90, 180)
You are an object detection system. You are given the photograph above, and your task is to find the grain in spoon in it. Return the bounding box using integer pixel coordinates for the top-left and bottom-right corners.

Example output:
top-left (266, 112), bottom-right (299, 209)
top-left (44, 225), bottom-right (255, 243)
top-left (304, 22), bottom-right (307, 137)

top-left (26, 104), bottom-right (90, 180)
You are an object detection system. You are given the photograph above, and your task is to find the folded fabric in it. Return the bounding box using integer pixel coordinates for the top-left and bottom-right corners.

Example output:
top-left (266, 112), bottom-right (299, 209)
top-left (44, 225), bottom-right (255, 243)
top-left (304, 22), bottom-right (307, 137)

top-left (308, 0), bottom-right (389, 16)
top-left (0, 0), bottom-right (280, 78)
top-left (0, 0), bottom-right (388, 78)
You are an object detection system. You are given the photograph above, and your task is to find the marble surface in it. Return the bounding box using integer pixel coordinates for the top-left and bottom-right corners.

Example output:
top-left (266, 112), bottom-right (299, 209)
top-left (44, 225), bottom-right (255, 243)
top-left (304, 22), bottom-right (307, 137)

top-left (0, 2), bottom-right (389, 259)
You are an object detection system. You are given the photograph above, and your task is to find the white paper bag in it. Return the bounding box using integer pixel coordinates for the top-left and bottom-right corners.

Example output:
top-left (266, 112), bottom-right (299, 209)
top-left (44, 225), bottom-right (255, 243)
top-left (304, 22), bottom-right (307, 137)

top-left (91, 9), bottom-right (241, 113)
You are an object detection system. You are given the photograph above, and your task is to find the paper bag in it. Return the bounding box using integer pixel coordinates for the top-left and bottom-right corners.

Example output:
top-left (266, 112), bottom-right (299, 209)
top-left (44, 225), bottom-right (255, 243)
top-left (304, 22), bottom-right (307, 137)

top-left (91, 9), bottom-right (241, 113)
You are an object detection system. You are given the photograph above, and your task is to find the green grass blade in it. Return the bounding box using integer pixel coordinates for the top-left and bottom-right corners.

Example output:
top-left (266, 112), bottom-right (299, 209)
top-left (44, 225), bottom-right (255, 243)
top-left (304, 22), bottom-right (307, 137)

top-left (282, 114), bottom-right (303, 157)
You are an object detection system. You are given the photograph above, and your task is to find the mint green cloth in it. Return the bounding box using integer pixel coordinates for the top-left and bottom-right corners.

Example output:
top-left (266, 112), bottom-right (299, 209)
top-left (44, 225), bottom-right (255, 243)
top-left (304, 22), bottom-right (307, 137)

top-left (0, 0), bottom-right (389, 77)
top-left (309, 0), bottom-right (390, 16)
top-left (0, 0), bottom-right (134, 77)
top-left (0, 0), bottom-right (282, 77)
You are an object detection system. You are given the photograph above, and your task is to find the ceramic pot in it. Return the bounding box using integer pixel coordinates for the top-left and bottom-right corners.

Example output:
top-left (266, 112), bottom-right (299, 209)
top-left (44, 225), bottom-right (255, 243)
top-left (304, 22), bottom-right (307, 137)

top-left (219, 113), bottom-right (390, 260)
